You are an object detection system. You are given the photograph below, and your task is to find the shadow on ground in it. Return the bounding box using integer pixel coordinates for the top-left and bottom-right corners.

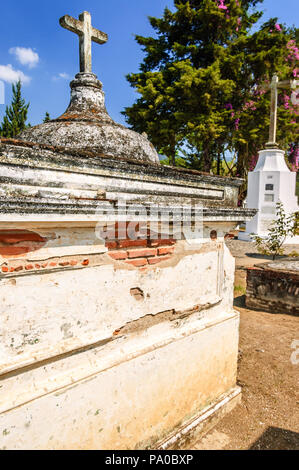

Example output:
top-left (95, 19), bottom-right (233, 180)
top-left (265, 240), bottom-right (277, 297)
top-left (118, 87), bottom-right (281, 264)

top-left (250, 427), bottom-right (299, 450)
top-left (245, 253), bottom-right (286, 260)
top-left (233, 295), bottom-right (246, 308)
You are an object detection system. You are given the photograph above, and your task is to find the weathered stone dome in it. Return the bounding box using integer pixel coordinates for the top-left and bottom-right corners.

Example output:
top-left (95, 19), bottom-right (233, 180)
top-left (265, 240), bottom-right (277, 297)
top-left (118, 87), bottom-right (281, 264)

top-left (19, 72), bottom-right (160, 164)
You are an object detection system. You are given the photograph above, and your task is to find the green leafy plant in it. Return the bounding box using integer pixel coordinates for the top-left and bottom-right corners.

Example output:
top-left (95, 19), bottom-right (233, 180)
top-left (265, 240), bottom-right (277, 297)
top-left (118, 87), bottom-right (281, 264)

top-left (251, 201), bottom-right (297, 260)
top-left (43, 111), bottom-right (51, 123)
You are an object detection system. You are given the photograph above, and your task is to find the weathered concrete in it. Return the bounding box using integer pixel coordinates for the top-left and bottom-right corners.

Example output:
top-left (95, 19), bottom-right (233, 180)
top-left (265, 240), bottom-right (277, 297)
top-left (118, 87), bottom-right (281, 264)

top-left (60, 12), bottom-right (108, 73)
top-left (0, 122), bottom-right (256, 450)
top-left (0, 138), bottom-right (254, 211)
top-left (0, 11), bottom-right (258, 449)
top-left (246, 259), bottom-right (299, 316)
top-left (19, 73), bottom-right (160, 164)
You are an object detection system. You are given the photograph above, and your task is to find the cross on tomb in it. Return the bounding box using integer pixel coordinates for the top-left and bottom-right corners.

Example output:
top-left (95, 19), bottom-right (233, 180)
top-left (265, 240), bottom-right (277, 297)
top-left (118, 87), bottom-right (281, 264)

top-left (266, 74), bottom-right (298, 148)
top-left (59, 11), bottom-right (108, 74)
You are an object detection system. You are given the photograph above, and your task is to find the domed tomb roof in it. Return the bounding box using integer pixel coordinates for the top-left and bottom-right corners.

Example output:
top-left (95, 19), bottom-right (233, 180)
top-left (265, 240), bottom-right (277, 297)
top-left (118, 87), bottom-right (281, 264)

top-left (19, 73), bottom-right (159, 164)
top-left (18, 12), bottom-right (159, 165)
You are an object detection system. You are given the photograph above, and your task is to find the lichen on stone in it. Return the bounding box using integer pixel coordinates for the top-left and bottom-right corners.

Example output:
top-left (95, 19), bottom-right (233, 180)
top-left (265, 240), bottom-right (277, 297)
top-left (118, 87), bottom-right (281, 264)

top-left (19, 72), bottom-right (160, 165)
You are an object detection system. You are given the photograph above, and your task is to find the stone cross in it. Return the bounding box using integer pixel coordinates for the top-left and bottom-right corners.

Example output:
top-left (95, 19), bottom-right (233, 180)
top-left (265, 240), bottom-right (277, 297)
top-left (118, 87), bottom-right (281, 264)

top-left (266, 74), bottom-right (298, 148)
top-left (60, 11), bottom-right (108, 73)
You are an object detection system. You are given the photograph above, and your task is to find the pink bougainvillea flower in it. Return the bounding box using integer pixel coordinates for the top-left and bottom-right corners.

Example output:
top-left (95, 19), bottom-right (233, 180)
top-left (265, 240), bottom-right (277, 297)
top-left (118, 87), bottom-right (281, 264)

top-left (274, 24), bottom-right (282, 32)
top-left (283, 95), bottom-right (290, 109)
top-left (218, 0), bottom-right (228, 10)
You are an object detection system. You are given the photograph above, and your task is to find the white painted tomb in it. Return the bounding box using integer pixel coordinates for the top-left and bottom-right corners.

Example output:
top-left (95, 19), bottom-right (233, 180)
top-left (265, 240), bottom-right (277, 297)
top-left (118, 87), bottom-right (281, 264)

top-left (239, 74), bottom-right (298, 243)
top-left (239, 147), bottom-right (298, 242)
top-left (0, 12), bottom-right (256, 449)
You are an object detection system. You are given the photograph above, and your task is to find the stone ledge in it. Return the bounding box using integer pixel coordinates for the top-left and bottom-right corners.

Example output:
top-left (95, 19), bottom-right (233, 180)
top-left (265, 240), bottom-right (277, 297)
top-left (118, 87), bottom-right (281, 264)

top-left (246, 262), bottom-right (299, 316)
top-left (0, 139), bottom-right (244, 187)
top-left (155, 386), bottom-right (241, 450)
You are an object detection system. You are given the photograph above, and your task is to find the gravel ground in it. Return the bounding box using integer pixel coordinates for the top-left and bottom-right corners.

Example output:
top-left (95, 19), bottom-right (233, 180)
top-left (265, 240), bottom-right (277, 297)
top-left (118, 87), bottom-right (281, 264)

top-left (179, 237), bottom-right (299, 450)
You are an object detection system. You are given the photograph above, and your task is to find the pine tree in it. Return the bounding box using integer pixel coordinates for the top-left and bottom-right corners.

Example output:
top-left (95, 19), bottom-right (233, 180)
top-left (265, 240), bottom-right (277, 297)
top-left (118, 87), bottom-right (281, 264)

top-left (0, 81), bottom-right (30, 138)
top-left (123, 1), bottom-right (298, 175)
top-left (43, 112), bottom-right (51, 123)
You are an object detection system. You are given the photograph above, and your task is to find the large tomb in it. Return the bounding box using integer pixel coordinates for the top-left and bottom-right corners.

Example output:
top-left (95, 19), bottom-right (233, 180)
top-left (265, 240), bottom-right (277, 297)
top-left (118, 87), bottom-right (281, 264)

top-left (239, 74), bottom-right (299, 243)
top-left (0, 12), bottom-right (256, 450)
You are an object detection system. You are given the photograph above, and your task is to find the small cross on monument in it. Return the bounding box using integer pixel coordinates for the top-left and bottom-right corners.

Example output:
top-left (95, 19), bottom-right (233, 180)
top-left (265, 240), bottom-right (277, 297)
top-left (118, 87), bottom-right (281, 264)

top-left (266, 73), bottom-right (298, 148)
top-left (60, 11), bottom-right (108, 73)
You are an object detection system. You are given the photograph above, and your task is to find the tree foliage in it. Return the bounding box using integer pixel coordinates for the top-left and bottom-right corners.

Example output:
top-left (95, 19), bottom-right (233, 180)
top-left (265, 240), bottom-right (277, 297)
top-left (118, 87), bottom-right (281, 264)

top-left (0, 81), bottom-right (30, 138)
top-left (123, 0), bottom-right (298, 180)
top-left (43, 112), bottom-right (51, 123)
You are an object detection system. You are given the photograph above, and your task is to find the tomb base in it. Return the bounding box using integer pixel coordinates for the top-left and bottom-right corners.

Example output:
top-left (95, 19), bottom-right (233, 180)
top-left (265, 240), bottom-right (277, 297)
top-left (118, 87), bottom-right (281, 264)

top-left (0, 305), bottom-right (240, 450)
top-left (0, 135), bottom-right (255, 450)
top-left (246, 259), bottom-right (299, 316)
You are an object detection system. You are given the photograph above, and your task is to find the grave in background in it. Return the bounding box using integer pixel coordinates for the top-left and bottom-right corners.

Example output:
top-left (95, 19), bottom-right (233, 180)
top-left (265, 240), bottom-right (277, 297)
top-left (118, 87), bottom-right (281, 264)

top-left (239, 74), bottom-right (298, 243)
top-left (246, 259), bottom-right (299, 316)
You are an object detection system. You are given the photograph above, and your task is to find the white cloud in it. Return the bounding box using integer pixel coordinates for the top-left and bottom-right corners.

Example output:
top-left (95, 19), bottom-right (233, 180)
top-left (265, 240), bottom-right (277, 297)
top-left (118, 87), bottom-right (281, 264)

top-left (0, 64), bottom-right (31, 84)
top-left (52, 72), bottom-right (71, 81)
top-left (59, 72), bottom-right (70, 79)
top-left (9, 47), bottom-right (39, 69)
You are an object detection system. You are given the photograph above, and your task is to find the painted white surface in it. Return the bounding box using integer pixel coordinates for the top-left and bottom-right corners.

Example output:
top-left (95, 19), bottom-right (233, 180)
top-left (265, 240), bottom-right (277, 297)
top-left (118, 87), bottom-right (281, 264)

top-left (0, 314), bottom-right (239, 450)
top-left (239, 148), bottom-right (298, 243)
top-left (0, 232), bottom-right (239, 449)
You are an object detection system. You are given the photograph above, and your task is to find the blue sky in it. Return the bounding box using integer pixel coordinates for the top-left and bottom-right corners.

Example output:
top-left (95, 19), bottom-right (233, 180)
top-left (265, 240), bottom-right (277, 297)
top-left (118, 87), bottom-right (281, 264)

top-left (0, 0), bottom-right (298, 127)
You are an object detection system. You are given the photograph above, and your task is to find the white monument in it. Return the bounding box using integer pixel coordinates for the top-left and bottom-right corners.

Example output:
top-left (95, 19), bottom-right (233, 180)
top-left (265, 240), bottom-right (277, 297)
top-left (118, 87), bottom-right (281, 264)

top-left (239, 74), bottom-right (299, 243)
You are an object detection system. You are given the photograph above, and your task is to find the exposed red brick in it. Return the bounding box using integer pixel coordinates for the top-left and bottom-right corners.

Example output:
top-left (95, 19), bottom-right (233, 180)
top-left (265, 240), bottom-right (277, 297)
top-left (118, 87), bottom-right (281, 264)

top-left (147, 258), bottom-right (162, 265)
top-left (127, 222), bottom-right (147, 240)
top-left (50, 262), bottom-right (57, 267)
top-left (35, 264), bottom-right (41, 269)
top-left (0, 230), bottom-right (47, 244)
top-left (118, 239), bottom-right (147, 249)
top-left (158, 247), bottom-right (175, 256)
top-left (128, 248), bottom-right (157, 259)
top-left (105, 241), bottom-right (118, 250)
top-left (10, 267), bottom-right (15, 272)
top-left (108, 251), bottom-right (128, 260)
top-left (25, 264), bottom-right (34, 270)
top-left (1, 266), bottom-right (9, 273)
top-left (125, 258), bottom-right (148, 267)
top-left (42, 263), bottom-right (48, 268)
top-left (148, 239), bottom-right (176, 248)
top-left (59, 261), bottom-right (70, 267)
top-left (70, 260), bottom-right (78, 266)
top-left (14, 266), bottom-right (23, 272)
top-left (113, 329), bottom-right (121, 336)
top-left (210, 230), bottom-right (218, 240)
top-left (148, 256), bottom-right (171, 265)
top-left (0, 247), bottom-right (31, 256)
top-left (82, 259), bottom-right (89, 266)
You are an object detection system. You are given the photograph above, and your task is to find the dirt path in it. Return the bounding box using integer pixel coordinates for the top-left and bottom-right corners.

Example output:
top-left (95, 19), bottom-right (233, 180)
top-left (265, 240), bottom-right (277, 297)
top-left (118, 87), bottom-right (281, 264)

top-left (182, 239), bottom-right (299, 450)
